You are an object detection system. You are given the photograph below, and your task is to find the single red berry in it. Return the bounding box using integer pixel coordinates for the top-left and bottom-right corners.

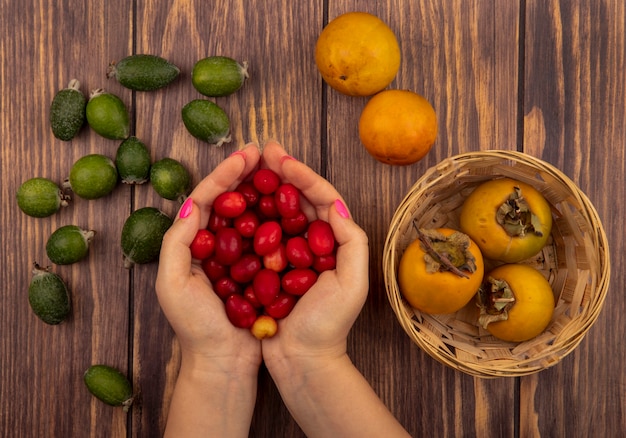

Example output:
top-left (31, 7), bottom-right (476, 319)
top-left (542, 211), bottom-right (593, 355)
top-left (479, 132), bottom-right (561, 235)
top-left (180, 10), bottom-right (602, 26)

top-left (253, 221), bottom-right (282, 256)
top-left (190, 229), bottom-right (215, 260)
top-left (225, 294), bottom-right (258, 328)
top-left (252, 269), bottom-right (281, 306)
top-left (214, 276), bottom-right (242, 300)
top-left (253, 168), bottom-right (281, 194)
top-left (275, 183), bottom-right (301, 218)
top-left (262, 243), bottom-right (288, 272)
top-left (265, 293), bottom-right (297, 319)
top-left (214, 191), bottom-right (247, 218)
top-left (257, 195), bottom-right (280, 219)
top-left (312, 253), bottom-right (337, 273)
top-left (215, 227), bottom-right (243, 265)
top-left (307, 219), bottom-right (336, 256)
top-left (230, 253), bottom-right (262, 284)
top-left (202, 257), bottom-right (228, 282)
top-left (235, 181), bottom-right (260, 207)
top-left (208, 211), bottom-right (232, 232)
top-left (285, 236), bottom-right (314, 268)
top-left (281, 268), bottom-right (318, 296)
top-left (281, 211), bottom-right (309, 236)
top-left (234, 210), bottom-right (260, 238)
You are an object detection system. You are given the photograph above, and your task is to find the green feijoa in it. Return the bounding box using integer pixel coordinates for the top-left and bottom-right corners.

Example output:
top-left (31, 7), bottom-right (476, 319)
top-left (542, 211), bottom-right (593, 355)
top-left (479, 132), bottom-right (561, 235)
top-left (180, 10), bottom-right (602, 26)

top-left (181, 99), bottom-right (231, 146)
top-left (49, 79), bottom-right (86, 141)
top-left (16, 177), bottom-right (69, 218)
top-left (65, 154), bottom-right (118, 199)
top-left (107, 54), bottom-right (180, 91)
top-left (86, 89), bottom-right (130, 140)
top-left (115, 136), bottom-right (151, 184)
top-left (191, 56), bottom-right (249, 97)
top-left (83, 364), bottom-right (134, 411)
top-left (45, 225), bottom-right (95, 265)
top-left (121, 207), bottom-right (173, 269)
top-left (28, 263), bottom-right (71, 325)
top-left (150, 157), bottom-right (191, 202)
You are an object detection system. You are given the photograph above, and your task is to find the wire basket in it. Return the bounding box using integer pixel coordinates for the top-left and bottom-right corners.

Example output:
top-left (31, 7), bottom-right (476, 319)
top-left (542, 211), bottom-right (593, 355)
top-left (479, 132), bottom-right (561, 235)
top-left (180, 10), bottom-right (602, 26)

top-left (383, 150), bottom-right (610, 378)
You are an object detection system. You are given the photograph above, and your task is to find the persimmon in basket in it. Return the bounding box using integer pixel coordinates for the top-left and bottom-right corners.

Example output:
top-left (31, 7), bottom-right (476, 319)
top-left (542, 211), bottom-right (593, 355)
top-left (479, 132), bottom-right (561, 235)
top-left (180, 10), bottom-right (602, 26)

top-left (398, 228), bottom-right (484, 314)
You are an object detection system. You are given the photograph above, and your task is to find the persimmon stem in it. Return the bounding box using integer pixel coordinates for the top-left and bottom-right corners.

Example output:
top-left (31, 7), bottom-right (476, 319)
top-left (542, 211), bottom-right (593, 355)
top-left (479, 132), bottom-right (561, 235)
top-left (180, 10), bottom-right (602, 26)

top-left (414, 225), bottom-right (470, 279)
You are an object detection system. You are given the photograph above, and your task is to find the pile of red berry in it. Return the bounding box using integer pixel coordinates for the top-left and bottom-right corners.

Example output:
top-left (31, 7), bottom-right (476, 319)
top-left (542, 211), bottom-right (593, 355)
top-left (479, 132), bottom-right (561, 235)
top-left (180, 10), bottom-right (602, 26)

top-left (189, 168), bottom-right (338, 339)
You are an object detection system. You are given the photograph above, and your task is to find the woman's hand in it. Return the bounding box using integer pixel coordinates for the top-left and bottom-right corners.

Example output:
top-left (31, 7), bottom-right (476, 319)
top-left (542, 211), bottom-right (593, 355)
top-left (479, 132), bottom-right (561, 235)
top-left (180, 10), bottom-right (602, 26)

top-left (258, 140), bottom-right (370, 370)
top-left (258, 141), bottom-right (409, 437)
top-left (156, 142), bottom-right (262, 369)
top-left (155, 143), bottom-right (262, 438)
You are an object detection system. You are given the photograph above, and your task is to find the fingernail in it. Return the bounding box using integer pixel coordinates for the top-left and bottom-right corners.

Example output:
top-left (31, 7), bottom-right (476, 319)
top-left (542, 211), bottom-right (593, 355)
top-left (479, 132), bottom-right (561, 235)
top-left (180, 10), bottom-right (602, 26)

top-left (230, 150), bottom-right (247, 160)
top-left (335, 199), bottom-right (350, 218)
top-left (179, 197), bottom-right (194, 219)
top-left (280, 155), bottom-right (296, 165)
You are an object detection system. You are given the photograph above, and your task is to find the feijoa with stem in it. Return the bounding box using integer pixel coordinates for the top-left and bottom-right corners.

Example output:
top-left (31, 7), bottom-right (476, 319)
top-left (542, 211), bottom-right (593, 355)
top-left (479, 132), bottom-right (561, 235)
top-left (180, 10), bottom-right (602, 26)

top-left (149, 157), bottom-right (191, 202)
top-left (64, 154), bottom-right (118, 199)
top-left (28, 263), bottom-right (71, 325)
top-left (86, 89), bottom-right (130, 140)
top-left (83, 364), bottom-right (134, 412)
top-left (115, 136), bottom-right (151, 184)
top-left (121, 207), bottom-right (173, 269)
top-left (16, 177), bottom-right (70, 218)
top-left (191, 56), bottom-right (249, 97)
top-left (107, 54), bottom-right (180, 91)
top-left (45, 225), bottom-right (95, 265)
top-left (181, 99), bottom-right (232, 146)
top-left (49, 79), bottom-right (86, 141)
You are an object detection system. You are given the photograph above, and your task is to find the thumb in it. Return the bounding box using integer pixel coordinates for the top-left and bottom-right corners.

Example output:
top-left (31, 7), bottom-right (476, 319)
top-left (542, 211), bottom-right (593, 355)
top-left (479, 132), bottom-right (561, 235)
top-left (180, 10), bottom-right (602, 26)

top-left (328, 199), bottom-right (370, 294)
top-left (157, 198), bottom-right (201, 286)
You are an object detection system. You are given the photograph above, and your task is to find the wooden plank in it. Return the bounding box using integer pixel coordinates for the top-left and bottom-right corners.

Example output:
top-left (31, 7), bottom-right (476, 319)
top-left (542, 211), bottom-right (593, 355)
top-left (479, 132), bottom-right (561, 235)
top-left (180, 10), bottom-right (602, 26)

top-left (2, 1), bottom-right (625, 437)
top-left (130, 1), bottom-right (324, 436)
top-left (522, 1), bottom-right (626, 436)
top-left (0, 0), bottom-right (133, 436)
top-left (325, 1), bottom-right (519, 437)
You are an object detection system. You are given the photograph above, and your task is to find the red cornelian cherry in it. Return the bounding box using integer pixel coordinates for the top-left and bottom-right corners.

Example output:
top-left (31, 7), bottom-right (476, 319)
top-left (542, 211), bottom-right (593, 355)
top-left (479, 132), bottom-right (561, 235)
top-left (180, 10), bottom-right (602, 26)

top-left (281, 211), bottom-right (309, 235)
top-left (230, 253), bottom-right (262, 284)
top-left (253, 168), bottom-right (281, 194)
top-left (235, 181), bottom-right (260, 207)
top-left (202, 257), bottom-right (228, 282)
top-left (281, 268), bottom-right (318, 296)
top-left (275, 183), bottom-right (301, 218)
top-left (214, 276), bottom-right (242, 300)
top-left (307, 219), bottom-right (336, 256)
top-left (285, 236), bottom-right (314, 268)
top-left (263, 243), bottom-right (288, 272)
top-left (253, 221), bottom-right (282, 255)
top-left (252, 269), bottom-right (281, 306)
top-left (225, 294), bottom-right (257, 328)
top-left (215, 227), bottom-right (243, 265)
top-left (190, 229), bottom-right (215, 260)
top-left (214, 191), bottom-right (247, 218)
top-left (265, 293), bottom-right (297, 319)
top-left (234, 210), bottom-right (260, 238)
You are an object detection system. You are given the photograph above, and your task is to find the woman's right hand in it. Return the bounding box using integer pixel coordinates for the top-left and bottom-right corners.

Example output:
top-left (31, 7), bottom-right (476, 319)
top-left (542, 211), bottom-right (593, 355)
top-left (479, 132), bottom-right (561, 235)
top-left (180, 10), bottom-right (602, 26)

top-left (258, 141), bottom-right (370, 370)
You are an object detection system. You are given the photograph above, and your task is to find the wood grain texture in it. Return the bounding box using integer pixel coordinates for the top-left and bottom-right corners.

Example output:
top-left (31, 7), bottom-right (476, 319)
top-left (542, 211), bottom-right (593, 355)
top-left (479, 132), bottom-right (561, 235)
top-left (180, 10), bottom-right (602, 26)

top-left (521, 1), bottom-right (626, 437)
top-left (1, 1), bottom-right (624, 437)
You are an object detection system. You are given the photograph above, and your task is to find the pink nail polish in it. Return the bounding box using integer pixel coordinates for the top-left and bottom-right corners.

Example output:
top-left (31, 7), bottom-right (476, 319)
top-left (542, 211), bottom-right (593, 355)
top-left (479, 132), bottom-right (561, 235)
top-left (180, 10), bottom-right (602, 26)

top-left (335, 199), bottom-right (350, 218)
top-left (280, 155), bottom-right (296, 165)
top-left (230, 150), bottom-right (247, 160)
top-left (179, 197), bottom-right (193, 219)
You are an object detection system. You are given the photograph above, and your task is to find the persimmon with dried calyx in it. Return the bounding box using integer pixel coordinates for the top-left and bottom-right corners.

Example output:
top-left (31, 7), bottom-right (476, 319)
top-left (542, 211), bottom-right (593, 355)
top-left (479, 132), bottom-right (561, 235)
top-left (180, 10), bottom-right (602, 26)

top-left (477, 264), bottom-right (555, 342)
top-left (459, 178), bottom-right (552, 263)
top-left (398, 227), bottom-right (484, 315)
